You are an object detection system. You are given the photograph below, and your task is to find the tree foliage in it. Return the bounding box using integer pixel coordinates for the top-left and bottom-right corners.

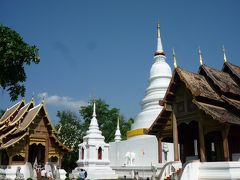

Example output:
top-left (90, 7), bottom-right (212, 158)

top-left (0, 24), bottom-right (40, 101)
top-left (55, 111), bottom-right (82, 173)
top-left (56, 111), bottom-right (83, 147)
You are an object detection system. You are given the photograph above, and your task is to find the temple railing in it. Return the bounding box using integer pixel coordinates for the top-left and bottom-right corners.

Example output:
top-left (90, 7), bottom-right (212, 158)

top-left (158, 161), bottom-right (182, 180)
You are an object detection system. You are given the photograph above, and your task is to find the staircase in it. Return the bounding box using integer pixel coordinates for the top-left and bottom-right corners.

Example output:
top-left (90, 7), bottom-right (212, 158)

top-left (158, 161), bottom-right (182, 180)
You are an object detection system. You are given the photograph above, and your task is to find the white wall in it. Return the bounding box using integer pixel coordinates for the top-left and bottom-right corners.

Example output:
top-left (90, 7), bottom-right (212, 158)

top-left (109, 135), bottom-right (158, 166)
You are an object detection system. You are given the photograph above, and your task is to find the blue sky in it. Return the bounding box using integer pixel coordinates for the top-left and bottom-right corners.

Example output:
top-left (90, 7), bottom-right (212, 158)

top-left (1, 0), bottom-right (240, 124)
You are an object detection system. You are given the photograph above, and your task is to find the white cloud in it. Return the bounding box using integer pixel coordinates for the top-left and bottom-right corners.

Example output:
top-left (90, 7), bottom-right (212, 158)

top-left (38, 92), bottom-right (88, 111)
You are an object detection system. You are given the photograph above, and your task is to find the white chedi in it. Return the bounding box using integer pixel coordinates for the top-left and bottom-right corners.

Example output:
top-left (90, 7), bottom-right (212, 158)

top-left (109, 23), bottom-right (174, 169)
top-left (131, 23), bottom-right (172, 130)
top-left (75, 102), bottom-right (117, 179)
top-left (114, 118), bottom-right (121, 142)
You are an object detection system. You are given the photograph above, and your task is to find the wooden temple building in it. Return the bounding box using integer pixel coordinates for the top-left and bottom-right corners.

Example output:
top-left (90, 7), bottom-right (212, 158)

top-left (148, 61), bottom-right (240, 164)
top-left (0, 99), bottom-right (70, 166)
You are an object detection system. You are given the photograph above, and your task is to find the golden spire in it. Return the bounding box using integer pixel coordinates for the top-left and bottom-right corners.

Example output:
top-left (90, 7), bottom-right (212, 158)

top-left (198, 47), bottom-right (203, 65)
top-left (223, 45), bottom-right (227, 63)
top-left (173, 48), bottom-right (177, 68)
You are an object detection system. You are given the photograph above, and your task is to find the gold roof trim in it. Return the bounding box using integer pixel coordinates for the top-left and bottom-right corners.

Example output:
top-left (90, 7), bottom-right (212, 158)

top-left (12, 152), bottom-right (25, 158)
top-left (0, 126), bottom-right (17, 140)
top-left (29, 138), bottom-right (46, 146)
top-left (17, 104), bottom-right (43, 133)
top-left (0, 99), bottom-right (25, 125)
top-left (48, 149), bottom-right (60, 158)
top-left (0, 131), bottom-right (28, 149)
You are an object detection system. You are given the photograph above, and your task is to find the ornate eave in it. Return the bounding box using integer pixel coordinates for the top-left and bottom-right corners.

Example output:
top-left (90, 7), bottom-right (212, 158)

top-left (0, 131), bottom-right (28, 149)
top-left (0, 99), bottom-right (25, 125)
top-left (9, 101), bottom-right (34, 126)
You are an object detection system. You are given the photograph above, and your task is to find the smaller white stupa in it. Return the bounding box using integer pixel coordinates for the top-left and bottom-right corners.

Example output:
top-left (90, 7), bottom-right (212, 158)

top-left (76, 102), bottom-right (117, 179)
top-left (114, 118), bottom-right (121, 142)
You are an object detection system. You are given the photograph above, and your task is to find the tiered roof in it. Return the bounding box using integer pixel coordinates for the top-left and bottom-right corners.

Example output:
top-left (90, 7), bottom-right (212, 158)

top-left (0, 99), bottom-right (70, 151)
top-left (148, 62), bottom-right (240, 137)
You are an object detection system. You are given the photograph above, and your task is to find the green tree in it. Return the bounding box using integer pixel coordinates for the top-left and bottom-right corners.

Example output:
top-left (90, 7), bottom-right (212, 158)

top-left (55, 111), bottom-right (82, 173)
top-left (0, 24), bottom-right (39, 101)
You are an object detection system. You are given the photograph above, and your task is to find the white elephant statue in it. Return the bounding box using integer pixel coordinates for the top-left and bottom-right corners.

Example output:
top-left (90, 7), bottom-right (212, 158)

top-left (125, 152), bottom-right (135, 166)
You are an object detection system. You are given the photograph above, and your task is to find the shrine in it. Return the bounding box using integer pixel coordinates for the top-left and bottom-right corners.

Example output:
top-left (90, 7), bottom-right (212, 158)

top-left (148, 53), bottom-right (240, 164)
top-left (0, 98), bottom-right (71, 167)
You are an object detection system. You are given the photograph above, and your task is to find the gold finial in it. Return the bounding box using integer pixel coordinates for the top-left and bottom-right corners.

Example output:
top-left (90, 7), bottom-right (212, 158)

top-left (198, 47), bottom-right (203, 65)
top-left (173, 48), bottom-right (177, 68)
top-left (223, 45), bottom-right (227, 63)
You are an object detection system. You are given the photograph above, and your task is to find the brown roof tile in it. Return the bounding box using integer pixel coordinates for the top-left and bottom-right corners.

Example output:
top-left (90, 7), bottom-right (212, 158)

top-left (177, 68), bottom-right (223, 102)
top-left (193, 100), bottom-right (240, 124)
top-left (200, 65), bottom-right (240, 96)
top-left (149, 63), bottom-right (240, 136)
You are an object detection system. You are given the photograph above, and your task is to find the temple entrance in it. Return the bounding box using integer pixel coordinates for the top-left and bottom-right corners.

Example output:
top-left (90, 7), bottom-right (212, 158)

top-left (178, 121), bottom-right (199, 163)
top-left (0, 150), bottom-right (9, 165)
top-left (228, 125), bottom-right (240, 161)
top-left (28, 144), bottom-right (45, 165)
top-left (205, 131), bottom-right (224, 161)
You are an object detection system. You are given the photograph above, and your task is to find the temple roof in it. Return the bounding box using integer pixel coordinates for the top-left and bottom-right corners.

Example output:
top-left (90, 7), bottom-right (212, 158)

top-left (0, 99), bottom-right (25, 125)
top-left (223, 62), bottom-right (240, 84)
top-left (199, 65), bottom-right (240, 98)
top-left (0, 99), bottom-right (70, 151)
top-left (149, 62), bottom-right (240, 136)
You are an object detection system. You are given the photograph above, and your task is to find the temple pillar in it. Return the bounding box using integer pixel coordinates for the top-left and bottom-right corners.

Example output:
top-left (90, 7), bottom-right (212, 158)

top-left (158, 136), bottom-right (162, 163)
top-left (45, 137), bottom-right (49, 163)
top-left (222, 125), bottom-right (230, 161)
top-left (24, 140), bottom-right (29, 164)
top-left (59, 153), bottom-right (63, 168)
top-left (198, 120), bottom-right (206, 162)
top-left (172, 111), bottom-right (179, 161)
top-left (9, 156), bottom-right (13, 165)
